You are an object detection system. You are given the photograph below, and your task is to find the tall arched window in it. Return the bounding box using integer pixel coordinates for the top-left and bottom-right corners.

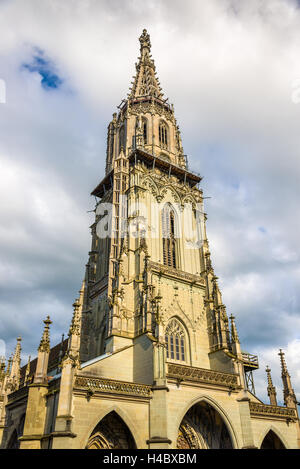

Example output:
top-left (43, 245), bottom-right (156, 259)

top-left (162, 204), bottom-right (177, 268)
top-left (159, 121), bottom-right (168, 149)
top-left (165, 319), bottom-right (186, 362)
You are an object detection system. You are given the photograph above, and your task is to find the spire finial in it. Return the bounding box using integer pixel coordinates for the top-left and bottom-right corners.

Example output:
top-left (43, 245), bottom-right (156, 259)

top-left (278, 348), bottom-right (297, 408)
top-left (128, 30), bottom-right (164, 100)
top-left (38, 316), bottom-right (52, 353)
top-left (230, 314), bottom-right (240, 344)
top-left (25, 355), bottom-right (31, 384)
top-left (7, 355), bottom-right (12, 375)
top-left (69, 299), bottom-right (81, 336)
top-left (279, 348), bottom-right (288, 375)
top-left (13, 337), bottom-right (22, 366)
top-left (139, 29), bottom-right (151, 53)
top-left (265, 365), bottom-right (277, 406)
top-left (8, 337), bottom-right (22, 391)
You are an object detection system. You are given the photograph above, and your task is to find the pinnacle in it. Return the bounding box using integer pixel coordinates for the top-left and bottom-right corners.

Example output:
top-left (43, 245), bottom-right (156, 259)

top-left (38, 316), bottom-right (52, 353)
top-left (128, 29), bottom-right (164, 100)
top-left (278, 348), bottom-right (289, 375)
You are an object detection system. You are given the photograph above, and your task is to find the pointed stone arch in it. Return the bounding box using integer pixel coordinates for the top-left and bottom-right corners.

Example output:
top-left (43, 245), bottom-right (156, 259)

top-left (173, 395), bottom-right (238, 449)
top-left (166, 299), bottom-right (195, 331)
top-left (160, 185), bottom-right (182, 205)
top-left (86, 410), bottom-right (137, 449)
top-left (83, 405), bottom-right (141, 449)
top-left (142, 175), bottom-right (160, 200)
top-left (182, 194), bottom-right (197, 210)
top-left (258, 426), bottom-right (287, 449)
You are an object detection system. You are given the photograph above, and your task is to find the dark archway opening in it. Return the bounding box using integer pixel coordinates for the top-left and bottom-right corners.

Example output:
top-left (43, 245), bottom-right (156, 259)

top-left (261, 430), bottom-right (285, 449)
top-left (177, 401), bottom-right (233, 449)
top-left (86, 411), bottom-right (136, 449)
top-left (7, 413), bottom-right (25, 449)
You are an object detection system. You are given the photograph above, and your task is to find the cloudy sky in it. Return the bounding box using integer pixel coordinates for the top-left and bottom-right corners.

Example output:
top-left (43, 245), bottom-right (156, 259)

top-left (0, 0), bottom-right (300, 404)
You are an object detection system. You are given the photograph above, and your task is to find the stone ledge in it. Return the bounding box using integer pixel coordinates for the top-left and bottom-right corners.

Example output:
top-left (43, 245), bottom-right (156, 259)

top-left (167, 362), bottom-right (240, 389)
top-left (74, 375), bottom-right (152, 398)
top-left (249, 401), bottom-right (297, 420)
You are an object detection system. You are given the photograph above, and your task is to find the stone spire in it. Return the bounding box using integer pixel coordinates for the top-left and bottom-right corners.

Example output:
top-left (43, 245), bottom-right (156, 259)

top-left (24, 355), bottom-right (31, 385)
top-left (56, 334), bottom-right (65, 374)
top-left (278, 349), bottom-right (297, 409)
top-left (230, 315), bottom-right (240, 345)
top-left (230, 315), bottom-right (242, 358)
top-left (69, 299), bottom-right (81, 337)
top-left (0, 357), bottom-right (6, 390)
top-left (34, 316), bottom-right (52, 384)
top-left (6, 356), bottom-right (12, 376)
top-left (128, 29), bottom-right (164, 100)
top-left (9, 337), bottom-right (22, 391)
top-left (64, 298), bottom-right (82, 367)
top-left (38, 316), bottom-right (52, 353)
top-left (266, 365), bottom-right (277, 406)
top-left (54, 297), bottom-right (83, 435)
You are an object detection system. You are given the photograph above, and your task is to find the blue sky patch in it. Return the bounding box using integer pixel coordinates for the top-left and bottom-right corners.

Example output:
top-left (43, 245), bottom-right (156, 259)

top-left (22, 49), bottom-right (63, 90)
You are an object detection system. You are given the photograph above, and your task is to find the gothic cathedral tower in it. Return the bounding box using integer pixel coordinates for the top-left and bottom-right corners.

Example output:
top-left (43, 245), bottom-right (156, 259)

top-left (82, 29), bottom-right (236, 374)
top-left (1, 30), bottom-right (299, 450)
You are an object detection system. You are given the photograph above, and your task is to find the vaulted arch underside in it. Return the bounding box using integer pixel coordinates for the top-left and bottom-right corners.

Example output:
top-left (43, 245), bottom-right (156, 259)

top-left (177, 402), bottom-right (233, 449)
top-left (6, 413), bottom-right (25, 449)
top-left (86, 411), bottom-right (136, 449)
top-left (260, 430), bottom-right (285, 449)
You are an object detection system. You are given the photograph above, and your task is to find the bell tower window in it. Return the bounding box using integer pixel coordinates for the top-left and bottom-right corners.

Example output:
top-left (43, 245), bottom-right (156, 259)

top-left (165, 319), bottom-right (186, 362)
top-left (159, 121), bottom-right (168, 149)
top-left (162, 204), bottom-right (177, 268)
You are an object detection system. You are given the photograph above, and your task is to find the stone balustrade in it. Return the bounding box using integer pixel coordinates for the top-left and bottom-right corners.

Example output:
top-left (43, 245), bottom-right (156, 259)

top-left (74, 375), bottom-right (152, 398)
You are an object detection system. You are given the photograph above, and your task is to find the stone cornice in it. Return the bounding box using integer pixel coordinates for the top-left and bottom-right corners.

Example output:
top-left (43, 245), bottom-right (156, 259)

top-left (167, 363), bottom-right (240, 390)
top-left (74, 375), bottom-right (152, 399)
top-left (249, 401), bottom-right (297, 420)
top-left (149, 261), bottom-right (205, 286)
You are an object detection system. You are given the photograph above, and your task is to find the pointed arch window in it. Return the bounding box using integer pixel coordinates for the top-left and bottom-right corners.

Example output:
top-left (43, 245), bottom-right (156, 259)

top-left (159, 121), bottom-right (168, 149)
top-left (162, 204), bottom-right (177, 268)
top-left (165, 319), bottom-right (186, 362)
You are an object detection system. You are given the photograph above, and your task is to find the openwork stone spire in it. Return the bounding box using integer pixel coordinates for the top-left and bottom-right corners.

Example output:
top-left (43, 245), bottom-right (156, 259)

top-left (69, 299), bottom-right (81, 336)
top-left (278, 349), bottom-right (297, 408)
top-left (25, 355), bottom-right (31, 384)
top-left (8, 337), bottom-right (22, 391)
top-left (230, 315), bottom-right (240, 344)
top-left (265, 366), bottom-right (277, 406)
top-left (38, 316), bottom-right (52, 353)
top-left (128, 29), bottom-right (164, 100)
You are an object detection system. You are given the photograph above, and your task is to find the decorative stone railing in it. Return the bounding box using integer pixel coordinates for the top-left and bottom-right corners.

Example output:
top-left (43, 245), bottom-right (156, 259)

top-left (149, 261), bottom-right (205, 286)
top-left (167, 363), bottom-right (240, 389)
top-left (249, 402), bottom-right (297, 420)
top-left (74, 376), bottom-right (152, 398)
